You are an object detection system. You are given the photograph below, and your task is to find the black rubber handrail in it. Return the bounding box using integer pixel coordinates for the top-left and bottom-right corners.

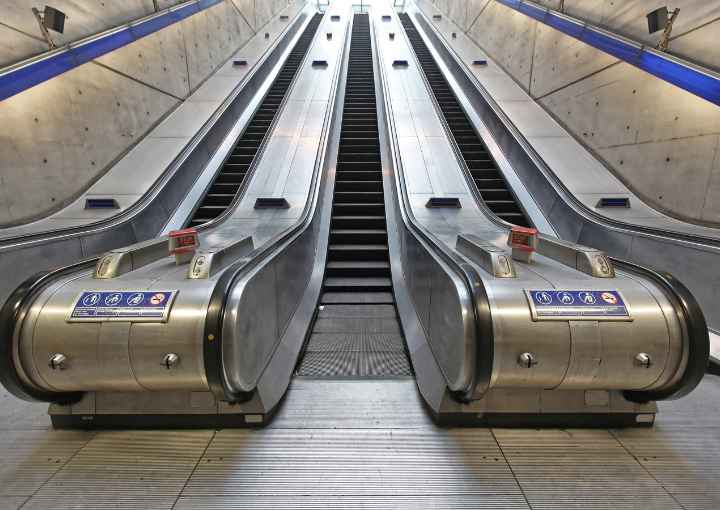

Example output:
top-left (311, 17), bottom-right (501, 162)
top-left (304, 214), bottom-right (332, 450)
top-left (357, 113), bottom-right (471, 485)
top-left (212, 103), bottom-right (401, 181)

top-left (411, 10), bottom-right (720, 249)
top-left (0, 259), bottom-right (96, 404)
top-left (615, 258), bottom-right (710, 402)
top-left (186, 13), bottom-right (324, 229)
top-left (0, 13), bottom-right (325, 406)
top-left (372, 14), bottom-right (492, 401)
top-left (398, 12), bottom-right (532, 230)
top-left (403, 11), bottom-right (710, 401)
top-left (0, 10), bottom-right (308, 252)
top-left (202, 12), bottom-right (343, 402)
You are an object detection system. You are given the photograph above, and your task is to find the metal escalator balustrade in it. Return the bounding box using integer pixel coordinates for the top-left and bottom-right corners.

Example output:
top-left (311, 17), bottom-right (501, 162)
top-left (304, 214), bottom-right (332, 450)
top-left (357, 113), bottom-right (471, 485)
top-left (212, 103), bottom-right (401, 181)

top-left (187, 13), bottom-right (323, 228)
top-left (398, 13), bottom-right (531, 228)
top-left (296, 13), bottom-right (411, 378)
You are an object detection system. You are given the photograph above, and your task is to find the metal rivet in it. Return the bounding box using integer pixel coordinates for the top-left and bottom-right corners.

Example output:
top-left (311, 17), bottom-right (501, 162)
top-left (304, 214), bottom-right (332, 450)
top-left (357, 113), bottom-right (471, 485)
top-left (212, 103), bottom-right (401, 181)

top-left (518, 352), bottom-right (537, 368)
top-left (163, 353), bottom-right (180, 369)
top-left (49, 353), bottom-right (67, 370)
top-left (634, 352), bottom-right (652, 368)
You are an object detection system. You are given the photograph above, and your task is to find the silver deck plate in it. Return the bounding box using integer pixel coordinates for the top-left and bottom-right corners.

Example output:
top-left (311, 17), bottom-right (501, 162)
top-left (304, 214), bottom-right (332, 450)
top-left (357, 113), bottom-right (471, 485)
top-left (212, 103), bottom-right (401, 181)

top-left (1, 377), bottom-right (719, 509)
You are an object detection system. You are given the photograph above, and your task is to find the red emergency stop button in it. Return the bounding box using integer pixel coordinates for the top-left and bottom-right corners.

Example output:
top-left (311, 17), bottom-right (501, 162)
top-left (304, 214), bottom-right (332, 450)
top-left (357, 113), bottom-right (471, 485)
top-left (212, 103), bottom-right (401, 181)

top-left (507, 226), bottom-right (538, 262)
top-left (169, 228), bottom-right (199, 263)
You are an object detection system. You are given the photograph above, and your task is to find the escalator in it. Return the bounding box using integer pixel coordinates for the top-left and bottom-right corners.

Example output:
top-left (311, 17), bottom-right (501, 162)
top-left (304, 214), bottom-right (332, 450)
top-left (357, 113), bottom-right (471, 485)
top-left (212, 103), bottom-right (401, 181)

top-left (187, 13), bottom-right (324, 227)
top-left (399, 13), bottom-right (531, 228)
top-left (296, 13), bottom-right (411, 378)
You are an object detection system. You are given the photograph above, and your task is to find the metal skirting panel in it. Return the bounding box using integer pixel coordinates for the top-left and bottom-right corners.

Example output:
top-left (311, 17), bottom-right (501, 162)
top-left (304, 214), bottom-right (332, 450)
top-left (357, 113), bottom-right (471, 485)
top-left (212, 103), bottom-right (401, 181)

top-left (1, 378), bottom-right (720, 509)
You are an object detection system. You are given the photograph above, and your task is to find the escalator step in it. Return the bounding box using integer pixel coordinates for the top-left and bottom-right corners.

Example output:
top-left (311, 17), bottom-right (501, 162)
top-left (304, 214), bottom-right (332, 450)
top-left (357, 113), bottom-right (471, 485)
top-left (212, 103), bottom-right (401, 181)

top-left (331, 216), bottom-right (386, 228)
top-left (399, 12), bottom-right (531, 228)
top-left (326, 261), bottom-right (391, 277)
top-left (320, 291), bottom-right (394, 304)
top-left (295, 350), bottom-right (411, 377)
top-left (323, 277), bottom-right (393, 292)
top-left (330, 229), bottom-right (388, 244)
top-left (298, 14), bottom-right (409, 380)
top-left (186, 13), bottom-right (323, 227)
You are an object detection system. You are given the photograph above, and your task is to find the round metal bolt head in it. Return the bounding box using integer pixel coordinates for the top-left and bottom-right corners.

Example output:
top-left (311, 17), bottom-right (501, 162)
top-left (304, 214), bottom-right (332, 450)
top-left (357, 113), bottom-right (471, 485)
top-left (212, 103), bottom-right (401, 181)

top-left (634, 352), bottom-right (652, 368)
top-left (49, 353), bottom-right (67, 370)
top-left (518, 352), bottom-right (537, 368)
top-left (163, 353), bottom-right (180, 369)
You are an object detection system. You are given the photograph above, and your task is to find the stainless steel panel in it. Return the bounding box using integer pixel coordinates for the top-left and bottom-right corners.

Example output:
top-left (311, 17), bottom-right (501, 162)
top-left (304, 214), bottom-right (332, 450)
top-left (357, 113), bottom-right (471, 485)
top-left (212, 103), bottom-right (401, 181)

top-left (128, 282), bottom-right (211, 392)
top-left (378, 5), bottom-right (692, 404)
top-left (0, 7), bottom-right (312, 310)
top-left (410, 7), bottom-right (720, 338)
top-left (222, 264), bottom-right (280, 392)
top-left (561, 320), bottom-right (603, 389)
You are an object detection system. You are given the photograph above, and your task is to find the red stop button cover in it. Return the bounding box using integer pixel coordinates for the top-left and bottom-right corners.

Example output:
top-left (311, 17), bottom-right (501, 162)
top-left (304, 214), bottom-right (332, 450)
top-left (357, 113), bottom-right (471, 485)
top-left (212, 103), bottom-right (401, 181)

top-left (507, 226), bottom-right (538, 253)
top-left (169, 228), bottom-right (199, 255)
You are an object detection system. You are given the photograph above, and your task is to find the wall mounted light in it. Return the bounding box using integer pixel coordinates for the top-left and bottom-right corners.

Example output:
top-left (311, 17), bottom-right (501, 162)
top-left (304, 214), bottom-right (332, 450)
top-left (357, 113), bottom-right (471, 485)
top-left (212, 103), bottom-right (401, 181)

top-left (647, 6), bottom-right (680, 51)
top-left (31, 5), bottom-right (67, 49)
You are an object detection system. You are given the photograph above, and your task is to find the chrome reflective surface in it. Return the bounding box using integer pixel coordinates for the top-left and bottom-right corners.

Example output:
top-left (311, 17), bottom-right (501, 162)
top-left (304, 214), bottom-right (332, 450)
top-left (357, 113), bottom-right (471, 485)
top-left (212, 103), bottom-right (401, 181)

top-left (0, 5), bottom-right (312, 305)
top-left (409, 6), bottom-right (720, 340)
top-left (375, 3), bottom-right (695, 412)
top-left (7, 6), bottom-right (351, 407)
top-left (374, 11), bottom-right (478, 397)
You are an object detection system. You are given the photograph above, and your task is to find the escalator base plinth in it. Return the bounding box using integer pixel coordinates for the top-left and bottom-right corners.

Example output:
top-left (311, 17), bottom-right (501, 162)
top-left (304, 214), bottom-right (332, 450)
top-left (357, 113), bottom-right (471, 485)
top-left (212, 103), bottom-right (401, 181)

top-left (48, 391), bottom-right (276, 430)
top-left (50, 412), bottom-right (273, 430)
top-left (433, 411), bottom-right (655, 428)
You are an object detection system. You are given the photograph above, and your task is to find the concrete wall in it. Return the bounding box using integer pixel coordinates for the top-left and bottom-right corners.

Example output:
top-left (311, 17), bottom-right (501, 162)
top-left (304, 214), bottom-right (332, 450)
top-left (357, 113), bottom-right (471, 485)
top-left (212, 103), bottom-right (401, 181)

top-left (418, 0), bottom-right (720, 226)
top-left (0, 1), bottom-right (189, 68)
top-left (0, 0), bottom-right (296, 226)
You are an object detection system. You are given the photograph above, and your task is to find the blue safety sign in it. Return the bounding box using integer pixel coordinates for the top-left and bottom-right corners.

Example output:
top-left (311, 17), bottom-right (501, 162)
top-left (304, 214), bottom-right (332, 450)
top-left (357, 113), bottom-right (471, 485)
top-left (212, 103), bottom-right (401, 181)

top-left (67, 290), bottom-right (177, 322)
top-left (525, 289), bottom-right (631, 321)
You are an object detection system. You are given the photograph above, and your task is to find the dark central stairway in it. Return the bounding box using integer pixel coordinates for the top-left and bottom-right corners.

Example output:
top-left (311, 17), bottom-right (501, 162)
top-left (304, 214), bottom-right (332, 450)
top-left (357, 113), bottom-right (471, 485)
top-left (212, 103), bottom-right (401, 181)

top-left (399, 13), bottom-right (531, 228)
top-left (186, 13), bottom-right (323, 228)
top-left (296, 13), bottom-right (412, 378)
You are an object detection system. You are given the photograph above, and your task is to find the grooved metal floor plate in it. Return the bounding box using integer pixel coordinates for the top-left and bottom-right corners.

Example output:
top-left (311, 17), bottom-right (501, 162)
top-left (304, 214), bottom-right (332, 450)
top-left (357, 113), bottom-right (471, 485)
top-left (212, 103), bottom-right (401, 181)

top-left (1, 377), bottom-right (720, 509)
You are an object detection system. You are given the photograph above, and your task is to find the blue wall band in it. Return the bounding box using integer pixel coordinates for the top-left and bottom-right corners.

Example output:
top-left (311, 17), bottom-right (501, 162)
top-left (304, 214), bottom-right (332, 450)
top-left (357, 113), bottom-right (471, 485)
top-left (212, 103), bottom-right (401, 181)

top-left (0, 0), bottom-right (223, 102)
top-left (495, 0), bottom-right (720, 106)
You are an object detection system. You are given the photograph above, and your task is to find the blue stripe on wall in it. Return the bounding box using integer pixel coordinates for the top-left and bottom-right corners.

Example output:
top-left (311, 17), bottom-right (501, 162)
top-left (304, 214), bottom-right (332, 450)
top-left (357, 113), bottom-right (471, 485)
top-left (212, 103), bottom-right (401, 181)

top-left (0, 0), bottom-right (223, 102)
top-left (494, 0), bottom-right (720, 106)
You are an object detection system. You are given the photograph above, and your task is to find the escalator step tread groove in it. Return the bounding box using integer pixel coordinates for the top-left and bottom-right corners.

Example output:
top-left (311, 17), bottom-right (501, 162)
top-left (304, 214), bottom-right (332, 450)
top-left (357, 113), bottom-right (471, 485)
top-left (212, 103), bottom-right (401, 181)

top-left (297, 13), bottom-right (409, 379)
top-left (185, 13), bottom-right (323, 227)
top-left (399, 13), bottom-right (530, 228)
